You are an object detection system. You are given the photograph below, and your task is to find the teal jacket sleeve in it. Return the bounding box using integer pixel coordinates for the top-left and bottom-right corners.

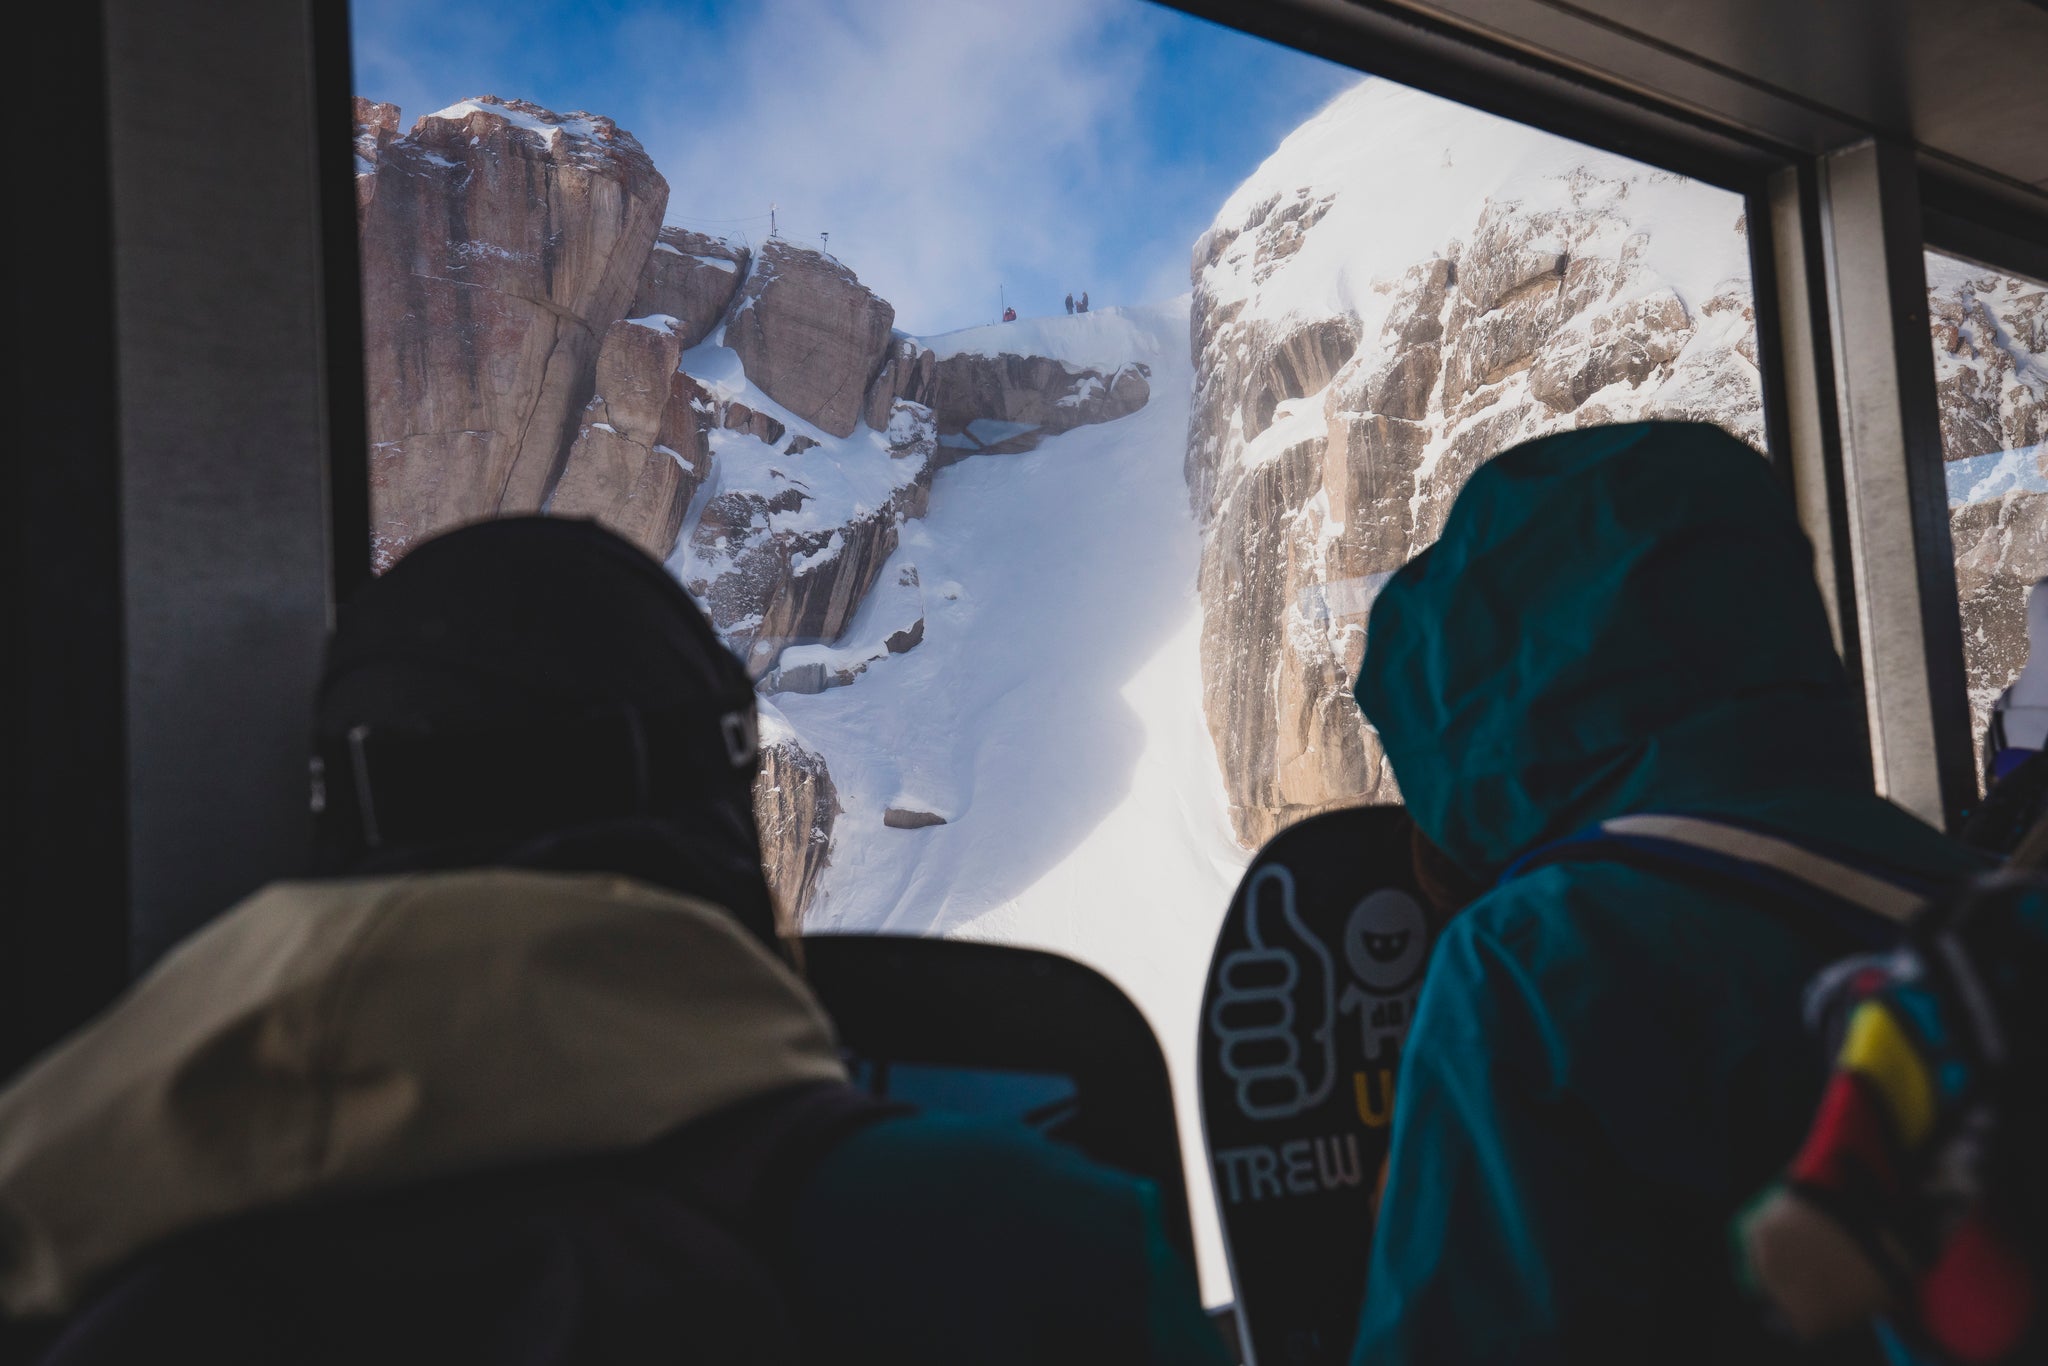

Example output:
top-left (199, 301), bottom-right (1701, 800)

top-left (789, 1113), bottom-right (1232, 1366)
top-left (1349, 891), bottom-right (1779, 1365)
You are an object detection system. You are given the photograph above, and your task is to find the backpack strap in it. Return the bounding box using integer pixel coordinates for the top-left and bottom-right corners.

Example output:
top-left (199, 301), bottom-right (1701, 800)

top-left (1501, 813), bottom-right (1938, 956)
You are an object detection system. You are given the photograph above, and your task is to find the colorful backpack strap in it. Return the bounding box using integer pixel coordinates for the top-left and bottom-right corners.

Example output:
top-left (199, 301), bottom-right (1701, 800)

top-left (1501, 812), bottom-right (1938, 955)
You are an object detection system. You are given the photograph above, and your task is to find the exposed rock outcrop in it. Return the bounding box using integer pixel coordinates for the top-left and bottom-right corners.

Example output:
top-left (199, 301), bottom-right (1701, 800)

top-left (931, 354), bottom-right (1151, 458)
top-left (883, 807), bottom-right (947, 829)
top-left (630, 226), bottom-right (749, 350)
top-left (687, 473), bottom-right (933, 675)
top-left (1932, 258), bottom-right (2048, 755)
top-left (357, 96), bottom-right (668, 569)
top-left (754, 719), bottom-right (841, 932)
top-left (724, 240), bottom-right (895, 439)
top-left (549, 317), bottom-right (711, 560)
top-left (1187, 86), bottom-right (1764, 847)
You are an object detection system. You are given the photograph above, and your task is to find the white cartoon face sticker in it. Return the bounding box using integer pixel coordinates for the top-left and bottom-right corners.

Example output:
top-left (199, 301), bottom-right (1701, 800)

top-left (1342, 888), bottom-right (1428, 994)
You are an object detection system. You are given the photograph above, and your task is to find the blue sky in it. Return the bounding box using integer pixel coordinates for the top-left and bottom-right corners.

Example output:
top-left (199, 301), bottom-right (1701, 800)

top-left (351, 0), bottom-right (1361, 334)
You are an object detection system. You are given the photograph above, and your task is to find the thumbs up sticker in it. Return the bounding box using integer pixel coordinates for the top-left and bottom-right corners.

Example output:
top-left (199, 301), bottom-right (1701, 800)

top-left (1210, 865), bottom-right (1339, 1121)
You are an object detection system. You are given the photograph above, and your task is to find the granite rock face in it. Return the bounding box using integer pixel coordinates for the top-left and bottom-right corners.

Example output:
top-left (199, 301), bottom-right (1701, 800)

top-left (549, 317), bottom-right (711, 559)
top-left (630, 226), bottom-right (750, 349)
top-left (1931, 257), bottom-right (2048, 756)
top-left (723, 240), bottom-right (896, 439)
top-left (754, 720), bottom-right (842, 933)
top-left (356, 96), bottom-right (669, 570)
top-left (1187, 88), bottom-right (1765, 848)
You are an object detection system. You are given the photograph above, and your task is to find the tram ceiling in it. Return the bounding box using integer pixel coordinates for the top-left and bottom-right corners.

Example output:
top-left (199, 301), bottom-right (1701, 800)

top-left (1188, 0), bottom-right (2048, 221)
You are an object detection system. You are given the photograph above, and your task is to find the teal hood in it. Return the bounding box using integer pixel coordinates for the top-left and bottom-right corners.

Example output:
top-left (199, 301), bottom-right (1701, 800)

top-left (1355, 422), bottom-right (1870, 876)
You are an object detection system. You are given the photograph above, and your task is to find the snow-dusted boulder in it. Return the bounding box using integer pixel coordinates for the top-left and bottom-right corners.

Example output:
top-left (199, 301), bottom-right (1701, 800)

top-left (723, 240), bottom-right (895, 439)
top-left (928, 353), bottom-right (1151, 458)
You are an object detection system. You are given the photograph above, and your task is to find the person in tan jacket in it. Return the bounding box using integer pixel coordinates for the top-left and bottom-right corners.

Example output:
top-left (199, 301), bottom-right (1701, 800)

top-left (1, 517), bottom-right (1226, 1366)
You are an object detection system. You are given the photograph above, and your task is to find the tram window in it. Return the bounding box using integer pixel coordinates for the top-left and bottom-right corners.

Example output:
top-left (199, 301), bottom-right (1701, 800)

top-left (1930, 250), bottom-right (2048, 771)
top-left (351, 0), bottom-right (1763, 1300)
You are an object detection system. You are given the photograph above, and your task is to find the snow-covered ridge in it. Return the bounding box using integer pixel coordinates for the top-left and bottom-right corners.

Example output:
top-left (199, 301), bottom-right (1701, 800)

top-left (920, 299), bottom-right (1189, 375)
top-left (424, 96), bottom-right (624, 150)
top-left (1198, 78), bottom-right (1750, 366)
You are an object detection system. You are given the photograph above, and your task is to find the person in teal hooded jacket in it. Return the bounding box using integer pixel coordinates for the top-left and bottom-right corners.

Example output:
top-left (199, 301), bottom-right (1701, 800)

top-left (1347, 422), bottom-right (1986, 1364)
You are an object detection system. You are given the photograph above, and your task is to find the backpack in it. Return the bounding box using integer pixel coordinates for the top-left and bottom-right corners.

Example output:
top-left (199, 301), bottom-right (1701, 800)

top-left (1507, 814), bottom-right (2047, 1365)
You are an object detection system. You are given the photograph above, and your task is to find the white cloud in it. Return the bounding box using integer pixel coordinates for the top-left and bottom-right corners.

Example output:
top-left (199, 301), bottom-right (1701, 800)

top-left (617, 0), bottom-right (1159, 333)
top-left (352, 0), bottom-right (1358, 334)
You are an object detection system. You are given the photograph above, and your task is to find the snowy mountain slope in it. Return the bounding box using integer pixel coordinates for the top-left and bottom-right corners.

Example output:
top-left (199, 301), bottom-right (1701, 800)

top-left (1188, 78), bottom-right (1762, 843)
top-left (775, 297), bottom-right (1247, 1296)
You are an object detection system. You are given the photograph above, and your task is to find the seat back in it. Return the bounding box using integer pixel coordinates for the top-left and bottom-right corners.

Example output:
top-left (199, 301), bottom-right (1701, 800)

top-left (801, 934), bottom-right (1193, 1261)
top-left (1199, 805), bottom-right (1433, 1366)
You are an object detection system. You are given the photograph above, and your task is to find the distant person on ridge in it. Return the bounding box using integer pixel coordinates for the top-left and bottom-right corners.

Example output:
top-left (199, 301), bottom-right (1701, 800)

top-left (1078, 291), bottom-right (1089, 313)
top-left (1002, 305), bottom-right (1017, 322)
top-left (3, 518), bottom-right (1230, 1366)
top-left (1065, 293), bottom-right (1075, 314)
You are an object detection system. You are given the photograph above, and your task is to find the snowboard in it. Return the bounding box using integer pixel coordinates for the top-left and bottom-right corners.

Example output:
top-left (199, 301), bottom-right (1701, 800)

top-left (1199, 805), bottom-right (1433, 1366)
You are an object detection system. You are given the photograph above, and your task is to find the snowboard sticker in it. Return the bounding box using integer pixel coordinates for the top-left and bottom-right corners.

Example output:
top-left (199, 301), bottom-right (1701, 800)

top-left (1200, 805), bottom-right (1432, 1366)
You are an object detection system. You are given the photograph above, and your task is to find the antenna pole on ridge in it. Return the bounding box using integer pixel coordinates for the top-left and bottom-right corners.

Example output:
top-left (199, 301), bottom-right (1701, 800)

top-left (770, 203), bottom-right (777, 238)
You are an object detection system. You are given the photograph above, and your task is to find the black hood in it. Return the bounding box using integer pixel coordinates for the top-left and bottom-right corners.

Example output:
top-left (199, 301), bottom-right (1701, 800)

top-left (312, 517), bottom-right (778, 951)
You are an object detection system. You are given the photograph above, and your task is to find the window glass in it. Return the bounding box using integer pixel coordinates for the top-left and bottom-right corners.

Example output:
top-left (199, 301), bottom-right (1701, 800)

top-left (351, 0), bottom-right (1763, 1299)
top-left (1929, 250), bottom-right (2048, 775)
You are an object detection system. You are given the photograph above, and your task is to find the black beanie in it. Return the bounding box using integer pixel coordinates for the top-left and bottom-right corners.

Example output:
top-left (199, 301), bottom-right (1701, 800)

top-left (311, 516), bottom-right (779, 949)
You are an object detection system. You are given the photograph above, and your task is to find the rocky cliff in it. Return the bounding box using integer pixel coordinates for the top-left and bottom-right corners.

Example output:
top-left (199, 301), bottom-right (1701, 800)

top-left (354, 96), bottom-right (669, 570)
top-left (1932, 253), bottom-right (2048, 753)
top-left (354, 94), bottom-right (1161, 923)
top-left (1186, 82), bottom-right (1764, 847)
